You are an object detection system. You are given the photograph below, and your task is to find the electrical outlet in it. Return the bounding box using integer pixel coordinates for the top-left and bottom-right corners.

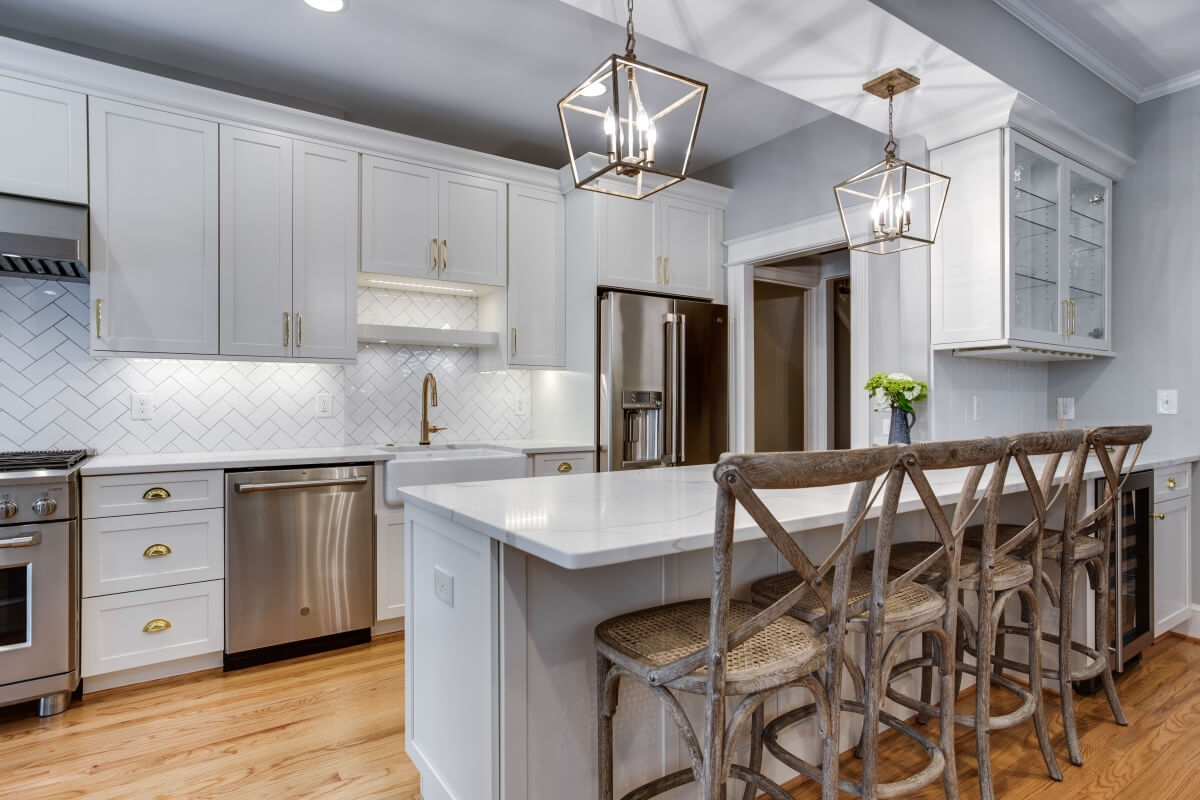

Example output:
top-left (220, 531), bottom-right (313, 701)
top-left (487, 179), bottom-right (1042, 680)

top-left (1157, 389), bottom-right (1178, 415)
top-left (434, 566), bottom-right (454, 607)
top-left (514, 395), bottom-right (528, 417)
top-left (1056, 397), bottom-right (1075, 421)
top-left (315, 394), bottom-right (334, 418)
top-left (131, 392), bottom-right (153, 421)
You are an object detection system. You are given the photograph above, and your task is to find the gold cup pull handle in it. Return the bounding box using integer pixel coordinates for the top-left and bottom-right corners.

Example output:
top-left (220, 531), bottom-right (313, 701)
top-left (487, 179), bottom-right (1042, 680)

top-left (143, 618), bottom-right (172, 634)
top-left (143, 543), bottom-right (172, 558)
top-left (1152, 512), bottom-right (1166, 521)
top-left (142, 487), bottom-right (171, 500)
top-left (1167, 477), bottom-right (1179, 490)
top-left (557, 461), bottom-right (573, 473)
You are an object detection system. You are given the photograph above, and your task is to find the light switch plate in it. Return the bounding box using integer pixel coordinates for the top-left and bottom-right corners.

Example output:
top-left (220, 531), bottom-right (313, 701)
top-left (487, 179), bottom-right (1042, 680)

top-left (434, 566), bottom-right (454, 607)
top-left (315, 394), bottom-right (334, 418)
top-left (1056, 397), bottom-right (1075, 420)
top-left (131, 392), bottom-right (153, 421)
top-left (1157, 389), bottom-right (1178, 415)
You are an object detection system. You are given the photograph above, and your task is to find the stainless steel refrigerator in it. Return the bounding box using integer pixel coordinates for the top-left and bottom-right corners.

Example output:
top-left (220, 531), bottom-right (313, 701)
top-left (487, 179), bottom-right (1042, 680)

top-left (598, 290), bottom-right (729, 471)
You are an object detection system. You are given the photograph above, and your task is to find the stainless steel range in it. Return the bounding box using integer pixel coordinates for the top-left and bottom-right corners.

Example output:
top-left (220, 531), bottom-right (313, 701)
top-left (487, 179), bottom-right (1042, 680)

top-left (0, 449), bottom-right (85, 716)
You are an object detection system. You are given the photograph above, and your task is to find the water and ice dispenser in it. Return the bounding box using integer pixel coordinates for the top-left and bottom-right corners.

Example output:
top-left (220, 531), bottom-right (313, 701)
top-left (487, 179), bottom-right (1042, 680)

top-left (621, 390), bottom-right (663, 466)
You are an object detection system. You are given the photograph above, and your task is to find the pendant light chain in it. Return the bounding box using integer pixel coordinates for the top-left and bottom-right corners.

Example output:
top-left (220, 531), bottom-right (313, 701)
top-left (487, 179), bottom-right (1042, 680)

top-left (884, 85), bottom-right (898, 159)
top-left (625, 0), bottom-right (637, 57)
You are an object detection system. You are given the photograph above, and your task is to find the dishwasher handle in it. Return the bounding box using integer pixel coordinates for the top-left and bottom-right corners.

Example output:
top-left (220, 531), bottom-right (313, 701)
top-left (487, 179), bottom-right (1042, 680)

top-left (234, 476), bottom-right (369, 494)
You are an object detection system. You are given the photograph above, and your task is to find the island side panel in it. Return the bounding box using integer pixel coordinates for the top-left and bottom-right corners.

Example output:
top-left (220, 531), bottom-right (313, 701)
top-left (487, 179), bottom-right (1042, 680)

top-left (404, 506), bottom-right (500, 800)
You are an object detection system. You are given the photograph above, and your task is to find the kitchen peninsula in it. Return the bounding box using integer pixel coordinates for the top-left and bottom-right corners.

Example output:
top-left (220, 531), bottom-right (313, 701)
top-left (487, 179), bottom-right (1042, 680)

top-left (397, 446), bottom-right (1198, 800)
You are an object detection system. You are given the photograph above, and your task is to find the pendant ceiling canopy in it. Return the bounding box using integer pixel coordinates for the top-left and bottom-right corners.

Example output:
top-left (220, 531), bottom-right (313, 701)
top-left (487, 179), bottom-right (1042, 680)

top-left (558, 0), bottom-right (707, 200)
top-left (835, 69), bottom-right (951, 255)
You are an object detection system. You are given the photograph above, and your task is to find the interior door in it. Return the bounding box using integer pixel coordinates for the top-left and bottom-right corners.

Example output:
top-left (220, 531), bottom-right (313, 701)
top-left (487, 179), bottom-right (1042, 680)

top-left (292, 141), bottom-right (359, 360)
top-left (438, 171), bottom-right (506, 286)
top-left (361, 155), bottom-right (440, 279)
top-left (674, 300), bottom-right (728, 466)
top-left (219, 126), bottom-right (293, 358)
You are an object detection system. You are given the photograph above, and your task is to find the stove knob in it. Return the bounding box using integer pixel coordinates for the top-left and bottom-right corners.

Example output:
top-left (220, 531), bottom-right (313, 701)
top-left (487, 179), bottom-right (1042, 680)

top-left (31, 497), bottom-right (57, 517)
top-left (0, 500), bottom-right (16, 519)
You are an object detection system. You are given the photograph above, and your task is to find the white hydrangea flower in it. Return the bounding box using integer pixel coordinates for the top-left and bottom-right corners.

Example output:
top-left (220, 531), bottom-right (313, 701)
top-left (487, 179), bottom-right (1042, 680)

top-left (887, 372), bottom-right (912, 381)
top-left (904, 386), bottom-right (919, 400)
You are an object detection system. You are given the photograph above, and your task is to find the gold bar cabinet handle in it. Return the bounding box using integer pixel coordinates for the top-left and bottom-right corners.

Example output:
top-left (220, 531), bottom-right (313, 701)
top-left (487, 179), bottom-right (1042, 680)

top-left (143, 543), bottom-right (172, 558)
top-left (664, 256), bottom-right (670, 285)
top-left (431, 238), bottom-right (438, 272)
top-left (656, 256), bottom-right (662, 284)
top-left (297, 313), bottom-right (303, 346)
top-left (557, 461), bottom-right (573, 473)
top-left (511, 327), bottom-right (517, 356)
top-left (284, 312), bottom-right (290, 346)
top-left (441, 239), bottom-right (448, 271)
top-left (95, 298), bottom-right (102, 337)
top-left (1152, 512), bottom-right (1166, 521)
top-left (143, 618), bottom-right (172, 634)
top-left (142, 487), bottom-right (171, 500)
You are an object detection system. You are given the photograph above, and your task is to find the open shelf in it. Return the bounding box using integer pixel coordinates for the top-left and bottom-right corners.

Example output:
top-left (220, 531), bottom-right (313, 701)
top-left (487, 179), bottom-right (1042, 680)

top-left (357, 324), bottom-right (498, 349)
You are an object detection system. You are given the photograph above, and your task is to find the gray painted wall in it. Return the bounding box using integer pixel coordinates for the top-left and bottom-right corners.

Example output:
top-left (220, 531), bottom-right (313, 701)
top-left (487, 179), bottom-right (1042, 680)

top-left (697, 115), bottom-right (887, 240)
top-left (869, 0), bottom-right (1136, 156)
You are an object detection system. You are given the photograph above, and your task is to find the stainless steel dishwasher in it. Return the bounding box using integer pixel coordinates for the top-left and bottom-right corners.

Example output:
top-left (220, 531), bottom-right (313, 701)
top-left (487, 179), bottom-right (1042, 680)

top-left (224, 464), bottom-right (373, 669)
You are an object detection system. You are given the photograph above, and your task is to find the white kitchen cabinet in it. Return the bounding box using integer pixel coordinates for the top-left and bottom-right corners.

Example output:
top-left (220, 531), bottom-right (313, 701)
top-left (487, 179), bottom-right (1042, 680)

top-left (531, 451), bottom-right (594, 477)
top-left (89, 99), bottom-right (219, 355)
top-left (506, 184), bottom-right (565, 368)
top-left (219, 126), bottom-right (293, 359)
top-left (377, 509), bottom-right (405, 623)
top-left (930, 128), bottom-right (1112, 356)
top-left (1154, 495), bottom-right (1190, 636)
top-left (359, 156), bottom-right (506, 287)
top-left (0, 74), bottom-right (87, 203)
top-left (594, 191), bottom-right (721, 299)
top-left (292, 140), bottom-right (359, 360)
top-left (361, 155), bottom-right (439, 278)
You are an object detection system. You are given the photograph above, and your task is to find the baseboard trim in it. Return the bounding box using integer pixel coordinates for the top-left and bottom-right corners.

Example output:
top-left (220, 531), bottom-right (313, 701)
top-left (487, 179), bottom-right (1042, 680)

top-left (1170, 604), bottom-right (1200, 640)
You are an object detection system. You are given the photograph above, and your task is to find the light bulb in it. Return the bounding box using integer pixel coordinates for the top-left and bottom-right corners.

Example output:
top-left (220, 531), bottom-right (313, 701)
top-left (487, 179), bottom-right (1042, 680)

top-left (603, 107), bottom-right (616, 136)
top-left (646, 119), bottom-right (657, 145)
top-left (902, 193), bottom-right (912, 211)
top-left (636, 105), bottom-right (650, 133)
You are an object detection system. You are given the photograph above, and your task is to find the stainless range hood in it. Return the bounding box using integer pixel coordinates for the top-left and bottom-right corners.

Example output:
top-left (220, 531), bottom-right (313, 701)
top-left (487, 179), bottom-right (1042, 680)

top-left (0, 194), bottom-right (88, 283)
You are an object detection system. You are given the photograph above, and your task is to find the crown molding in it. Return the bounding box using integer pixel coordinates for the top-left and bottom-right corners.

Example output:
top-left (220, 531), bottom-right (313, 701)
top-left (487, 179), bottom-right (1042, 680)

top-left (1140, 69), bottom-right (1200, 103)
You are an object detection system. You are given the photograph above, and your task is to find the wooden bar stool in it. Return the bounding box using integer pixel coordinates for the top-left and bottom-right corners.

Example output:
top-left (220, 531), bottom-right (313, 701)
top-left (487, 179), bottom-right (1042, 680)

top-left (976, 424), bottom-right (1151, 767)
top-left (883, 430), bottom-right (1084, 800)
top-left (750, 437), bottom-right (1010, 800)
top-left (594, 447), bottom-right (900, 800)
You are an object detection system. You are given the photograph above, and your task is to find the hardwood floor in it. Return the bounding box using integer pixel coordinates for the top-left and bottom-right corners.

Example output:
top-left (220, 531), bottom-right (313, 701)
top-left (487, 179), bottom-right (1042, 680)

top-left (0, 633), bottom-right (418, 800)
top-left (1, 633), bottom-right (1196, 799)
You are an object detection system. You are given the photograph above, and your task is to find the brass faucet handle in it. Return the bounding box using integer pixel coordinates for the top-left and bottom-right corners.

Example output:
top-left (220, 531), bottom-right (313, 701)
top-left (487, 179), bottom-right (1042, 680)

top-left (428, 425), bottom-right (448, 434)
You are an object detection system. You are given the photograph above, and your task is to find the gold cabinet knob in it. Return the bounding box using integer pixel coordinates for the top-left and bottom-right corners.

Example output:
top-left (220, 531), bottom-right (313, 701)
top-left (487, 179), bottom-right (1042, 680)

top-left (557, 461), bottom-right (573, 473)
top-left (1167, 477), bottom-right (1179, 490)
top-left (1152, 512), bottom-right (1166, 521)
top-left (142, 618), bottom-right (172, 634)
top-left (142, 487), bottom-right (171, 500)
top-left (143, 543), bottom-right (172, 558)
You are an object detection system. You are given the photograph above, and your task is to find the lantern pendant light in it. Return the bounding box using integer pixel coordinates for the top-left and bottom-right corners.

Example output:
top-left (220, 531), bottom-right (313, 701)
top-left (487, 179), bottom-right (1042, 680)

top-left (558, 0), bottom-right (707, 200)
top-left (834, 69), bottom-right (951, 254)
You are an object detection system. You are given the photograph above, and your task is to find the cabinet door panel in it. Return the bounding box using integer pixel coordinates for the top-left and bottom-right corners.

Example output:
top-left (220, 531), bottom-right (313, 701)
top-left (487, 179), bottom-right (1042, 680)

top-left (1008, 132), bottom-right (1064, 346)
top-left (361, 155), bottom-right (439, 278)
top-left (0, 75), bottom-right (87, 203)
top-left (1154, 498), bottom-right (1190, 636)
top-left (439, 171), bottom-right (506, 286)
top-left (377, 510), bottom-right (405, 622)
top-left (659, 196), bottom-right (715, 299)
top-left (292, 141), bottom-right (358, 360)
top-left (219, 126), bottom-right (293, 358)
top-left (89, 99), bottom-right (219, 355)
top-left (597, 194), bottom-right (658, 292)
top-left (508, 185), bottom-right (564, 367)
top-left (1064, 164), bottom-right (1111, 351)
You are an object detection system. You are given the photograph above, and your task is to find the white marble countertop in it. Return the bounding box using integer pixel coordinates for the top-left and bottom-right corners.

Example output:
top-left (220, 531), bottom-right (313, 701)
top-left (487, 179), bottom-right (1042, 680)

top-left (80, 439), bottom-right (592, 475)
top-left (396, 446), bottom-right (1198, 570)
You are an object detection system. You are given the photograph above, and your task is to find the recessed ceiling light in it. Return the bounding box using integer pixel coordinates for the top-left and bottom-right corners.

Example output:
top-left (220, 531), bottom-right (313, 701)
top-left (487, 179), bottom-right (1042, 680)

top-left (580, 81), bottom-right (607, 97)
top-left (304, 0), bottom-right (345, 12)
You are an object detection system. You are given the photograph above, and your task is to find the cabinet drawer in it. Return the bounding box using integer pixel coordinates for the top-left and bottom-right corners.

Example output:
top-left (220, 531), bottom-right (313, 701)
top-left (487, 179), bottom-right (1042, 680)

top-left (83, 470), bottom-right (224, 518)
top-left (81, 580), bottom-right (224, 677)
top-left (83, 508), bottom-right (224, 597)
top-left (532, 452), bottom-right (594, 477)
top-left (1155, 466), bottom-right (1190, 502)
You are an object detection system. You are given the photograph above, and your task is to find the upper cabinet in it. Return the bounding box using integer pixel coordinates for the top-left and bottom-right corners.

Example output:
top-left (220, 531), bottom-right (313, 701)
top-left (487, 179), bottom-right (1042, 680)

top-left (89, 99), bottom-right (219, 356)
top-left (931, 128), bottom-right (1112, 357)
top-left (506, 184), bottom-right (565, 368)
top-left (0, 75), bottom-right (87, 204)
top-left (360, 155), bottom-right (506, 287)
top-left (592, 191), bottom-right (723, 300)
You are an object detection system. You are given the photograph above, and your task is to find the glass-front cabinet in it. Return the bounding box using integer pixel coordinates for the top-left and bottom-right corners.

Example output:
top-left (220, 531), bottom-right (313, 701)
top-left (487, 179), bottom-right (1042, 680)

top-left (930, 128), bottom-right (1112, 356)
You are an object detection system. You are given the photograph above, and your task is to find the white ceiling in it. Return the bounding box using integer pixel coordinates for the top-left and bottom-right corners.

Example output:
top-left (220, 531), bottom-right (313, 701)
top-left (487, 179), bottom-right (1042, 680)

top-left (993, 0), bottom-right (1200, 102)
top-left (0, 0), bottom-right (832, 171)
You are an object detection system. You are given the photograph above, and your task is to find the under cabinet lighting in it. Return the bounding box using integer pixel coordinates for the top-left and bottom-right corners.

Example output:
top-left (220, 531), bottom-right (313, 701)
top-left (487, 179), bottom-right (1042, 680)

top-left (364, 278), bottom-right (478, 294)
top-left (304, 0), bottom-right (345, 12)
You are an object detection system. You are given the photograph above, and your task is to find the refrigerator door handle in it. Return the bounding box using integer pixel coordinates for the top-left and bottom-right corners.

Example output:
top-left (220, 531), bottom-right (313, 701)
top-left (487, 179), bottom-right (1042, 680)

top-left (678, 313), bottom-right (686, 464)
top-left (663, 312), bottom-right (680, 465)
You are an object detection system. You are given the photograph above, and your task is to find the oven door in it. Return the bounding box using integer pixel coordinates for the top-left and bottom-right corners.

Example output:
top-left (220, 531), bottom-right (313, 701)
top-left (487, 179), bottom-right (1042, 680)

top-left (0, 521), bottom-right (73, 686)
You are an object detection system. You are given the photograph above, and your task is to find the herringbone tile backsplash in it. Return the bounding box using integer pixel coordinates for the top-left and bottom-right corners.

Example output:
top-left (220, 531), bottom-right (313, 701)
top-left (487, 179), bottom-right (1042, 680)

top-left (0, 279), bottom-right (531, 454)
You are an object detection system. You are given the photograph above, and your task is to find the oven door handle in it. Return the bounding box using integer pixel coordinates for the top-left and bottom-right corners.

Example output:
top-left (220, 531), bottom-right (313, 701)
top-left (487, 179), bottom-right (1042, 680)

top-left (0, 532), bottom-right (41, 548)
top-left (234, 476), bottom-right (369, 494)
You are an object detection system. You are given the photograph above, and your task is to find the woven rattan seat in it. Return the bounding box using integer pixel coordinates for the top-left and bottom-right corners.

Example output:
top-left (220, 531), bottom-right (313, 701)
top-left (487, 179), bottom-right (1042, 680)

top-left (881, 541), bottom-right (1034, 592)
top-left (965, 523), bottom-right (1104, 562)
top-left (751, 568), bottom-right (945, 633)
top-left (596, 599), bottom-right (825, 695)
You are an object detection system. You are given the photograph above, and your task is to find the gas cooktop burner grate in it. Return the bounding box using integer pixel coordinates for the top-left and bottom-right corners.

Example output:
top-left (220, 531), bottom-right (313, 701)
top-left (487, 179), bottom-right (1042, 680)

top-left (0, 449), bottom-right (89, 472)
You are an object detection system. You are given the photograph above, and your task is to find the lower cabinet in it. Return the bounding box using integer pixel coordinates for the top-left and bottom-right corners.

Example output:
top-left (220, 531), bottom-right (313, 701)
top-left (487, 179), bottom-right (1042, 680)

top-left (1154, 495), bottom-right (1191, 636)
top-left (377, 509), bottom-right (405, 623)
top-left (531, 450), bottom-right (595, 477)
